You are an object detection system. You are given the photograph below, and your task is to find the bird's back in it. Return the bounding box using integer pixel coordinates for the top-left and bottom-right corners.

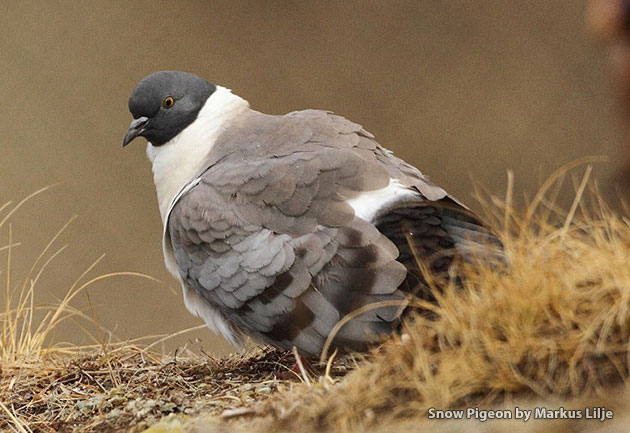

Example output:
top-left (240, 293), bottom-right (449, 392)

top-left (166, 109), bottom-right (502, 356)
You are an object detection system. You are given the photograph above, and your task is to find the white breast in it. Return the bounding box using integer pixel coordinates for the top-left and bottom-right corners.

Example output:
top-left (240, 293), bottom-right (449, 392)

top-left (146, 86), bottom-right (250, 347)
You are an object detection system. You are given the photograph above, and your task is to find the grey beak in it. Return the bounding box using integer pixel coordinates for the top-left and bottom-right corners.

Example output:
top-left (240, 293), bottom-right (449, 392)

top-left (122, 116), bottom-right (149, 147)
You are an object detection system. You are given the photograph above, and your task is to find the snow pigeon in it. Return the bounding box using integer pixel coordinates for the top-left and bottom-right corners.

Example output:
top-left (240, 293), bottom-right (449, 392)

top-left (122, 71), bottom-right (502, 356)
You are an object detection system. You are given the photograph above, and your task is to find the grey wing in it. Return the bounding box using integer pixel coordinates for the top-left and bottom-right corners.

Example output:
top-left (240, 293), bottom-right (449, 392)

top-left (168, 110), bottom-right (502, 356)
top-left (168, 115), bottom-right (409, 356)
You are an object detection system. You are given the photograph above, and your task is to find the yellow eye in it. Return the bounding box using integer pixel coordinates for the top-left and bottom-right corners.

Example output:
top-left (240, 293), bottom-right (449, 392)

top-left (162, 96), bottom-right (175, 109)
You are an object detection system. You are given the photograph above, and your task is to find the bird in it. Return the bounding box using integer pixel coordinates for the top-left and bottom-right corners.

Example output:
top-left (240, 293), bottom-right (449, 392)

top-left (122, 71), bottom-right (502, 357)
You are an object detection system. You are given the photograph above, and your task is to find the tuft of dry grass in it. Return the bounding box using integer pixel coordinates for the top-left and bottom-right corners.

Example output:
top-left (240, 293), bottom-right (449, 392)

top-left (5, 162), bottom-right (630, 432)
top-left (0, 187), bottom-right (156, 367)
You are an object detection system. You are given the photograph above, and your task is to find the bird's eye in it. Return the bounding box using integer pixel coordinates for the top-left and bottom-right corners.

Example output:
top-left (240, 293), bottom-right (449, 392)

top-left (162, 96), bottom-right (175, 109)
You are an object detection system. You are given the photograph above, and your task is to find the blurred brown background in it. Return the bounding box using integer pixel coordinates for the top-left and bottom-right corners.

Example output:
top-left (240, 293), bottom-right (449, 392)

top-left (0, 1), bottom-right (622, 357)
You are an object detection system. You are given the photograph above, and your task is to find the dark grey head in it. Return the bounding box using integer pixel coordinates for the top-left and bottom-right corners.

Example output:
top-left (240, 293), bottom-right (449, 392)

top-left (122, 71), bottom-right (216, 147)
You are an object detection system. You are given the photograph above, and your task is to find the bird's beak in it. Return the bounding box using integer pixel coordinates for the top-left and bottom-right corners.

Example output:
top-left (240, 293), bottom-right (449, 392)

top-left (122, 116), bottom-right (149, 147)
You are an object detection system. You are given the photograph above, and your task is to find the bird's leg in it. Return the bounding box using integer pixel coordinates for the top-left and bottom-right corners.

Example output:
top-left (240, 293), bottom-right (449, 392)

top-left (277, 349), bottom-right (315, 382)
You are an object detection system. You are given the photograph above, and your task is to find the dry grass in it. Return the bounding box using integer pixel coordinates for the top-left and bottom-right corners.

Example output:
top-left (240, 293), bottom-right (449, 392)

top-left (4, 162), bottom-right (630, 432)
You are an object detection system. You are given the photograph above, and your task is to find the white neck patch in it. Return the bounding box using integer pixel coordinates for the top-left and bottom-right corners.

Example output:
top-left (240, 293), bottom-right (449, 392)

top-left (146, 86), bottom-right (250, 224)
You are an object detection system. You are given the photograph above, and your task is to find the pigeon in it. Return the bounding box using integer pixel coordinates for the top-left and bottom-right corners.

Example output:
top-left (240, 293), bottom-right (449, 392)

top-left (122, 71), bottom-right (502, 356)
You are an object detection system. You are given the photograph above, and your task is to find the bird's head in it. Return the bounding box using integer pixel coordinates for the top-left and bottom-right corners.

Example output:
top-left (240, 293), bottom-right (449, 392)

top-left (122, 71), bottom-right (217, 147)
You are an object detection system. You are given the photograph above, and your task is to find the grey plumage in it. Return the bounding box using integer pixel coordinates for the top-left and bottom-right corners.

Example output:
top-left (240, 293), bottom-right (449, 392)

top-left (166, 109), bottom-right (498, 356)
top-left (123, 71), bottom-right (503, 357)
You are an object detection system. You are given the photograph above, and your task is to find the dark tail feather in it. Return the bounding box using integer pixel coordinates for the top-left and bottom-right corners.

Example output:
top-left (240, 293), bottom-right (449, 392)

top-left (375, 199), bottom-right (504, 301)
